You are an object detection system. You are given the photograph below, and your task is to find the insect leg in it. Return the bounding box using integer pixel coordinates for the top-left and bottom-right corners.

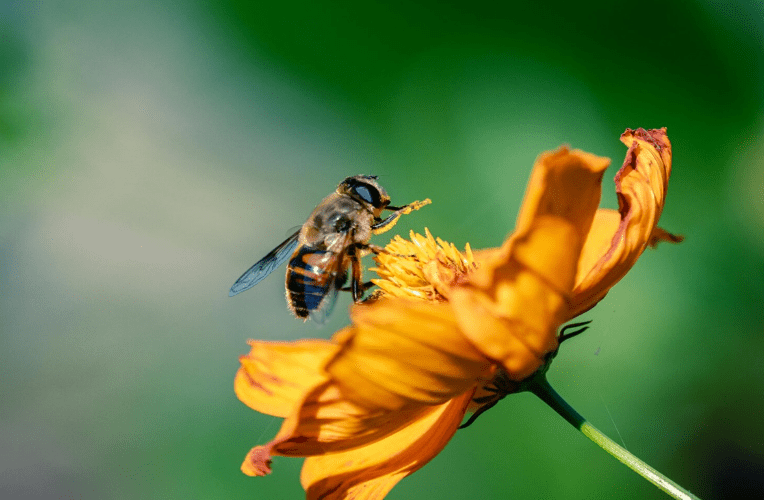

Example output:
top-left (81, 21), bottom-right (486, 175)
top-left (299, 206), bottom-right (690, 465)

top-left (371, 212), bottom-right (404, 234)
top-left (339, 281), bottom-right (374, 292)
top-left (371, 199), bottom-right (431, 234)
top-left (349, 245), bottom-right (366, 302)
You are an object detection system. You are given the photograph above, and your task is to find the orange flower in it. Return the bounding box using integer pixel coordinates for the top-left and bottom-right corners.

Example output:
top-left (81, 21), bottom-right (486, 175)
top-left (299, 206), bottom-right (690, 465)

top-left (235, 128), bottom-right (682, 499)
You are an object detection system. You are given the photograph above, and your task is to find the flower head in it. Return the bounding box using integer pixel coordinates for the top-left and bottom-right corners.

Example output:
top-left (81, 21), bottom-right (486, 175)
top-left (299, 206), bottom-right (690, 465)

top-left (235, 128), bottom-right (682, 499)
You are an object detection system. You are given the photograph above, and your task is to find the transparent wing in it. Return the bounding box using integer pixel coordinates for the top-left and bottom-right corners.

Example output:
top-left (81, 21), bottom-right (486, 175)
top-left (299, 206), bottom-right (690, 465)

top-left (308, 284), bottom-right (340, 325)
top-left (307, 247), bottom-right (351, 324)
top-left (229, 230), bottom-right (300, 297)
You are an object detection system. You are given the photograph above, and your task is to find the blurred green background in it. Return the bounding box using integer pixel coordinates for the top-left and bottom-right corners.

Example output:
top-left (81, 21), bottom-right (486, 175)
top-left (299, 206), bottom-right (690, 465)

top-left (2, 0), bottom-right (763, 499)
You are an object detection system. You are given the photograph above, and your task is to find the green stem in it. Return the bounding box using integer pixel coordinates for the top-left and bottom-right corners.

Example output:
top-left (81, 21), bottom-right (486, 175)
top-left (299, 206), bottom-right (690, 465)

top-left (524, 374), bottom-right (701, 500)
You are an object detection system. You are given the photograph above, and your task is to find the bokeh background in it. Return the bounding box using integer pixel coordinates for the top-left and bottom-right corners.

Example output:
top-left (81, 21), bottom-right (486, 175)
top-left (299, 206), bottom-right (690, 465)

top-left (2, 0), bottom-right (763, 499)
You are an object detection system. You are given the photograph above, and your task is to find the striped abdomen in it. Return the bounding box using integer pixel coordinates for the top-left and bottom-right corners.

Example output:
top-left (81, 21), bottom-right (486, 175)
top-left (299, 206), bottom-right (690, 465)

top-left (285, 246), bottom-right (346, 319)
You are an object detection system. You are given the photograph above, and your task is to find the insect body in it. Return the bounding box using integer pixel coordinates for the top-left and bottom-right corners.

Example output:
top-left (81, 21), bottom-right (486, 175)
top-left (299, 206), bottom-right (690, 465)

top-left (229, 175), bottom-right (430, 321)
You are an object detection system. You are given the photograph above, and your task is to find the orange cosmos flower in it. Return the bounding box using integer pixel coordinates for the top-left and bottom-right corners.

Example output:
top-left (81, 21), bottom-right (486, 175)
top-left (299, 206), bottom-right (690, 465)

top-left (235, 128), bottom-right (682, 499)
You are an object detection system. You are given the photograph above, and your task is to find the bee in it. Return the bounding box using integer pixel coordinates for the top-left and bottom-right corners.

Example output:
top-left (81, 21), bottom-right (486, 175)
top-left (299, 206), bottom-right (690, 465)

top-left (229, 175), bottom-right (430, 321)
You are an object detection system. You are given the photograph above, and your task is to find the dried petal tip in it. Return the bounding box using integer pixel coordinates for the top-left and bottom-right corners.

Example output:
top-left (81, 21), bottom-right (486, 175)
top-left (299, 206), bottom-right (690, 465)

top-left (371, 228), bottom-right (477, 301)
top-left (241, 446), bottom-right (273, 477)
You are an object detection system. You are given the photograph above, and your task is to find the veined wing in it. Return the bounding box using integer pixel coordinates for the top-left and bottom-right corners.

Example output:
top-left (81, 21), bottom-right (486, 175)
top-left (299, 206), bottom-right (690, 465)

top-left (308, 274), bottom-right (342, 325)
top-left (308, 245), bottom-right (352, 324)
top-left (229, 230), bottom-right (300, 297)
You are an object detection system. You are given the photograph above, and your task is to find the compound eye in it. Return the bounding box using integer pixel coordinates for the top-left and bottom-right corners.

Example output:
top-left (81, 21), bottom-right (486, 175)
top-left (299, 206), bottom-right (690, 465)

top-left (340, 176), bottom-right (389, 208)
top-left (352, 184), bottom-right (378, 205)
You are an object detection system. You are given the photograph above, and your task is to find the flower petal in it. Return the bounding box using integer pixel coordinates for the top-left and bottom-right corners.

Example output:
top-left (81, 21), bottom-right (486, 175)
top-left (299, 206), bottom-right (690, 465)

top-left (450, 147), bottom-right (610, 379)
top-left (247, 300), bottom-right (491, 462)
top-left (569, 128), bottom-right (681, 318)
top-left (243, 379), bottom-right (437, 471)
top-left (300, 390), bottom-right (474, 500)
top-left (235, 339), bottom-right (340, 418)
top-left (330, 299), bottom-right (493, 411)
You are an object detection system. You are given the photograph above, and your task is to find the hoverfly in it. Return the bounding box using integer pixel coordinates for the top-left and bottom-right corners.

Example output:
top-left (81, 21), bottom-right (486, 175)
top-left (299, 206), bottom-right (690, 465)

top-left (229, 175), bottom-right (430, 321)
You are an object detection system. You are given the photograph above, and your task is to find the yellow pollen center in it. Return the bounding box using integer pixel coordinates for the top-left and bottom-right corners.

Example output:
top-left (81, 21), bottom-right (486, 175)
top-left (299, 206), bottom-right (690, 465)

top-left (371, 228), bottom-right (477, 301)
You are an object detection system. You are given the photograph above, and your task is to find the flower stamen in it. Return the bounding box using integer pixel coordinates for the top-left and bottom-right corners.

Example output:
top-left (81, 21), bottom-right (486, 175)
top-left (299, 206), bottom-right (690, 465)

top-left (370, 228), bottom-right (477, 301)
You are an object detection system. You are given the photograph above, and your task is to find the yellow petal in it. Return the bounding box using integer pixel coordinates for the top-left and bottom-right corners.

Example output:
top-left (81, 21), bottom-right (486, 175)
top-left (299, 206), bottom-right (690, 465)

top-left (511, 147), bottom-right (610, 291)
top-left (250, 300), bottom-right (490, 458)
top-left (300, 390), bottom-right (474, 500)
top-left (329, 299), bottom-right (494, 411)
top-left (248, 380), bottom-right (436, 460)
top-left (572, 209), bottom-right (621, 294)
top-left (451, 147), bottom-right (610, 379)
top-left (235, 339), bottom-right (340, 418)
top-left (569, 128), bottom-right (681, 318)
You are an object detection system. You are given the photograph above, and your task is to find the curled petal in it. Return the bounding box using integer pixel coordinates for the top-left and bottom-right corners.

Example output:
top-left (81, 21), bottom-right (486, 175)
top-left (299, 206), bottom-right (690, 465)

top-left (235, 339), bottom-right (340, 418)
top-left (569, 128), bottom-right (682, 318)
top-left (451, 147), bottom-right (610, 379)
top-left (301, 390), bottom-right (474, 500)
